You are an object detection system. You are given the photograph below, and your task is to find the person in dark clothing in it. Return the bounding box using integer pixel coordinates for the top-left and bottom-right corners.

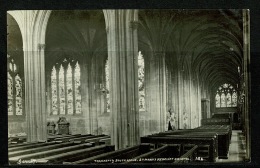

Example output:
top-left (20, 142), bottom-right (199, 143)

top-left (167, 108), bottom-right (173, 131)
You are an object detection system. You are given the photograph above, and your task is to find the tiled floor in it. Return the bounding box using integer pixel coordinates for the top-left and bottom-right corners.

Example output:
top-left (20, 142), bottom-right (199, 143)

top-left (216, 130), bottom-right (246, 162)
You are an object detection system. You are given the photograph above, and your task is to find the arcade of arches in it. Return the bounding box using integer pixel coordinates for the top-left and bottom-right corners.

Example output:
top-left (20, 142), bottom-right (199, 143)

top-left (7, 10), bottom-right (250, 160)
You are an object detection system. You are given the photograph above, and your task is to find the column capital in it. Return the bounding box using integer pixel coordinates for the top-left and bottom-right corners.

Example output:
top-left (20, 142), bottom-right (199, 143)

top-left (129, 20), bottom-right (139, 30)
top-left (38, 43), bottom-right (45, 50)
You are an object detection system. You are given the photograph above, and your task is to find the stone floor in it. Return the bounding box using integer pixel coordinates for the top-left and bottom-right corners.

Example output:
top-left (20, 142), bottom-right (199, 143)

top-left (216, 130), bottom-right (247, 163)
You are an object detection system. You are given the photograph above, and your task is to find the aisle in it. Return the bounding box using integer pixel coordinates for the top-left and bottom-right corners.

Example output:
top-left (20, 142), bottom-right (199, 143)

top-left (216, 130), bottom-right (246, 162)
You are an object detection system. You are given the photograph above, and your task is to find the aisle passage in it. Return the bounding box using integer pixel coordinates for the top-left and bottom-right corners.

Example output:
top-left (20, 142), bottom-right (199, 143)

top-left (217, 130), bottom-right (246, 162)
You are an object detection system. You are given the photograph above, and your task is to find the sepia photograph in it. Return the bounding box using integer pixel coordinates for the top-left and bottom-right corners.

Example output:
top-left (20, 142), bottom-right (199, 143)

top-left (7, 9), bottom-right (250, 165)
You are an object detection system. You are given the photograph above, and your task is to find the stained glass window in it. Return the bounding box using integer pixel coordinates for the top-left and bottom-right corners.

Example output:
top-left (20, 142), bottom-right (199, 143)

top-left (51, 58), bottom-right (81, 115)
top-left (15, 75), bottom-right (22, 115)
top-left (215, 83), bottom-right (237, 108)
top-left (138, 51), bottom-right (145, 111)
top-left (220, 92), bottom-right (226, 107)
top-left (59, 65), bottom-right (65, 114)
top-left (215, 94), bottom-right (220, 108)
top-left (8, 57), bottom-right (23, 116)
top-left (75, 62), bottom-right (81, 114)
top-left (105, 60), bottom-right (110, 112)
top-left (8, 73), bottom-right (13, 115)
top-left (232, 92), bottom-right (237, 107)
top-left (226, 93), bottom-right (231, 107)
top-left (67, 64), bottom-right (73, 114)
top-left (51, 67), bottom-right (58, 115)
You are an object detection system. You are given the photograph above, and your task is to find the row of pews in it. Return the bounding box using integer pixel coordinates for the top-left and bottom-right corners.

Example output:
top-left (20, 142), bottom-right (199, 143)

top-left (8, 134), bottom-right (202, 164)
top-left (8, 134), bottom-right (111, 164)
top-left (8, 134), bottom-right (27, 145)
top-left (8, 114), bottom-right (232, 165)
top-left (141, 114), bottom-right (232, 162)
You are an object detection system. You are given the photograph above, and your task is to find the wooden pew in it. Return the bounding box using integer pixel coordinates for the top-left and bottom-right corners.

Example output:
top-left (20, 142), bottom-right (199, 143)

top-left (140, 135), bottom-right (218, 162)
top-left (47, 134), bottom-right (82, 142)
top-left (38, 145), bottom-right (115, 164)
top-left (51, 134), bottom-right (108, 143)
top-left (63, 144), bottom-right (152, 164)
top-left (123, 144), bottom-right (181, 163)
top-left (157, 129), bottom-right (230, 159)
top-left (49, 134), bottom-right (92, 142)
top-left (9, 141), bottom-right (79, 157)
top-left (201, 118), bottom-right (231, 127)
top-left (212, 113), bottom-right (231, 119)
top-left (8, 134), bottom-right (85, 149)
top-left (9, 142), bottom-right (94, 164)
top-left (8, 136), bottom-right (27, 144)
top-left (8, 141), bottom-right (44, 149)
top-left (69, 135), bottom-right (111, 145)
top-left (196, 125), bottom-right (232, 141)
top-left (174, 144), bottom-right (199, 163)
top-left (8, 142), bottom-right (57, 152)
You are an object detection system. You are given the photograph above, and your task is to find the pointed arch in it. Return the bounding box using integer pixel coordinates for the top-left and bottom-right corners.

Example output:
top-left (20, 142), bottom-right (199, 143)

top-left (215, 83), bottom-right (237, 108)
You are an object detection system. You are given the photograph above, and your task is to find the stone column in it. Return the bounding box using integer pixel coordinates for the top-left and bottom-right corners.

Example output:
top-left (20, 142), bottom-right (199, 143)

top-left (148, 52), bottom-right (167, 133)
top-left (243, 9), bottom-right (250, 161)
top-left (24, 43), bottom-right (47, 142)
top-left (177, 70), bottom-right (184, 129)
top-left (197, 80), bottom-right (202, 126)
top-left (9, 10), bottom-right (50, 142)
top-left (105, 10), bottom-right (139, 149)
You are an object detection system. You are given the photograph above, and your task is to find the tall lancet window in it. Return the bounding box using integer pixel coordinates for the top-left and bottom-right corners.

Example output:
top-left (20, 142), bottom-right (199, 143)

top-left (59, 65), bottom-right (65, 114)
top-left (226, 93), bottom-right (232, 107)
top-left (51, 67), bottom-right (58, 115)
top-left (8, 57), bottom-right (23, 116)
top-left (75, 62), bottom-right (81, 114)
top-left (67, 64), bottom-right (73, 114)
top-left (231, 91), bottom-right (237, 107)
top-left (215, 94), bottom-right (220, 108)
top-left (105, 60), bottom-right (110, 112)
top-left (220, 92), bottom-right (226, 107)
top-left (215, 83), bottom-right (237, 108)
top-left (138, 51), bottom-right (145, 111)
top-left (51, 58), bottom-right (82, 115)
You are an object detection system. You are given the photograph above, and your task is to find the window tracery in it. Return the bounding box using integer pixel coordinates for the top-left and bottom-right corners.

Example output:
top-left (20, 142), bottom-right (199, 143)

top-left (138, 51), bottom-right (145, 111)
top-left (105, 60), bottom-right (110, 112)
top-left (51, 58), bottom-right (81, 115)
top-left (8, 57), bottom-right (23, 116)
top-left (215, 83), bottom-right (237, 108)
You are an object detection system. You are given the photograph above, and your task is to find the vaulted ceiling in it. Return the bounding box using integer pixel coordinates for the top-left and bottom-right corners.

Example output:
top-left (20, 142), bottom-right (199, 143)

top-left (138, 9), bottom-right (243, 92)
top-left (45, 10), bottom-right (107, 71)
top-left (8, 10), bottom-right (243, 93)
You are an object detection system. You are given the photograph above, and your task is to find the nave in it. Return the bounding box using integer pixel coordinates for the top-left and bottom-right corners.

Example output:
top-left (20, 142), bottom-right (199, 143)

top-left (8, 114), bottom-right (246, 164)
top-left (7, 9), bottom-right (250, 164)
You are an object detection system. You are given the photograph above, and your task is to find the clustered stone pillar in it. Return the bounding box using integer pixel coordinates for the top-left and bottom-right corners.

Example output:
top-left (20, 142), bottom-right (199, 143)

top-left (243, 9), bottom-right (250, 161)
top-left (24, 44), bottom-right (47, 142)
top-left (146, 52), bottom-right (167, 134)
top-left (105, 10), bottom-right (139, 149)
top-left (17, 11), bottom-right (48, 142)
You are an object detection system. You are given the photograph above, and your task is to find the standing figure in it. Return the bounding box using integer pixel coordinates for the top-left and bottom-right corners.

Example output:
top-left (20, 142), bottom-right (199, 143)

top-left (167, 108), bottom-right (176, 131)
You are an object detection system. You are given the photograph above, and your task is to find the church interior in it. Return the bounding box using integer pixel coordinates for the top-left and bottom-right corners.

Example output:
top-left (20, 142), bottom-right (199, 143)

top-left (7, 9), bottom-right (250, 164)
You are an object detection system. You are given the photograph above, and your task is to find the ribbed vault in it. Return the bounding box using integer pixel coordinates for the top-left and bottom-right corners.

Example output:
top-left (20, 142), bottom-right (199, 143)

top-left (45, 10), bottom-right (107, 71)
top-left (139, 9), bottom-right (243, 93)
